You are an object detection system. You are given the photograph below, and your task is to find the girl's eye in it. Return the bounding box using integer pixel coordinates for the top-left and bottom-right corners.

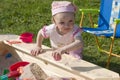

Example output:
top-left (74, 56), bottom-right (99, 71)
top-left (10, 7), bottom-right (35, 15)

top-left (69, 20), bottom-right (73, 22)
top-left (59, 22), bottom-right (64, 24)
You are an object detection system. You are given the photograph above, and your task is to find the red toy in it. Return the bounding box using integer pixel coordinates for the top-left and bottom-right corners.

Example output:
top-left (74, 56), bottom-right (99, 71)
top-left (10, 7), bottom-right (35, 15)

top-left (9, 61), bottom-right (29, 78)
top-left (20, 32), bottom-right (33, 43)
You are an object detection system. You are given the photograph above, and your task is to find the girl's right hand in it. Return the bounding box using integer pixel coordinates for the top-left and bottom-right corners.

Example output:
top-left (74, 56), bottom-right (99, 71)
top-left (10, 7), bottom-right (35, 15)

top-left (30, 46), bottom-right (43, 56)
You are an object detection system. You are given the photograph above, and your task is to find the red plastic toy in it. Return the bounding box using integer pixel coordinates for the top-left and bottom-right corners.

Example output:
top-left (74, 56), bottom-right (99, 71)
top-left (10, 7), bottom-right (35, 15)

top-left (8, 61), bottom-right (29, 78)
top-left (20, 32), bottom-right (33, 43)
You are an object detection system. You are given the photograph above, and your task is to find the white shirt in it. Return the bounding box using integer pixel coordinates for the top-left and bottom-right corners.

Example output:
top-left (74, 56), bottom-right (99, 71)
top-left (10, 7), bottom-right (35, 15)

top-left (40, 24), bottom-right (83, 59)
top-left (40, 24), bottom-right (82, 49)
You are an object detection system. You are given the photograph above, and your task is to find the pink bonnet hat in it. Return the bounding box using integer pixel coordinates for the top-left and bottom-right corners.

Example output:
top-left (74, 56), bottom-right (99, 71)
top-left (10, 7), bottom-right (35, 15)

top-left (51, 1), bottom-right (77, 16)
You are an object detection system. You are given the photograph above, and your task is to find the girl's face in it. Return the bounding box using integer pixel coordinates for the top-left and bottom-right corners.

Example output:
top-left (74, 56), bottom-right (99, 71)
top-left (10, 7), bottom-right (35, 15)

top-left (53, 12), bottom-right (75, 35)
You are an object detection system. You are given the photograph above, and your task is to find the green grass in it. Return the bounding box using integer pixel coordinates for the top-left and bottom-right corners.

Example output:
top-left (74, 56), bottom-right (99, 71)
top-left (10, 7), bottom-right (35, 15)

top-left (0, 0), bottom-right (120, 74)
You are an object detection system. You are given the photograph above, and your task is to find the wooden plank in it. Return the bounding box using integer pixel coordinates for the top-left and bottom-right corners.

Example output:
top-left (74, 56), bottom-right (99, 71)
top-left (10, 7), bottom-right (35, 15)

top-left (1, 34), bottom-right (120, 80)
top-left (10, 43), bottom-right (120, 80)
top-left (14, 49), bottom-right (86, 80)
top-left (0, 34), bottom-right (18, 41)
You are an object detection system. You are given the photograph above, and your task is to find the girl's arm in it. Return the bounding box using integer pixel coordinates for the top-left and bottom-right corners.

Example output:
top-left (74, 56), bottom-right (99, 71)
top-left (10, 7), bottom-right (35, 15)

top-left (31, 30), bottom-right (44, 56)
top-left (61, 36), bottom-right (83, 53)
top-left (36, 30), bottom-right (44, 48)
top-left (52, 35), bottom-right (83, 55)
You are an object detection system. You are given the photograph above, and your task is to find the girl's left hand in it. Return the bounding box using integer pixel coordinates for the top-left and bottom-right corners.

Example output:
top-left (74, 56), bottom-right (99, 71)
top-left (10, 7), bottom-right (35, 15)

top-left (52, 49), bottom-right (65, 61)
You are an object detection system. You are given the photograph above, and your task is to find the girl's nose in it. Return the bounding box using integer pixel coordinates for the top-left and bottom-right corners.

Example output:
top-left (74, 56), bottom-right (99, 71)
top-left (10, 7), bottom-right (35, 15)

top-left (64, 23), bottom-right (69, 28)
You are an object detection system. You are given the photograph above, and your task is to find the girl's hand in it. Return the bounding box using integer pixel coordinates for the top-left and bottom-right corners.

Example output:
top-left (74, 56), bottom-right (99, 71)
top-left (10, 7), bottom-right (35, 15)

top-left (52, 48), bottom-right (65, 61)
top-left (53, 53), bottom-right (61, 61)
top-left (31, 46), bottom-right (43, 56)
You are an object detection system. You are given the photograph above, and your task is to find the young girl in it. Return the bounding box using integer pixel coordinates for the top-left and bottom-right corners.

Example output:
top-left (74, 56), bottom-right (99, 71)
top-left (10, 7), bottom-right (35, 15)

top-left (31, 1), bottom-right (83, 59)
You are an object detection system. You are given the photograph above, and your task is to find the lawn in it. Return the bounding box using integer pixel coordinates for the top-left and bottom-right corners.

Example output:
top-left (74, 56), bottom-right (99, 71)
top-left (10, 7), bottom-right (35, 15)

top-left (0, 0), bottom-right (120, 74)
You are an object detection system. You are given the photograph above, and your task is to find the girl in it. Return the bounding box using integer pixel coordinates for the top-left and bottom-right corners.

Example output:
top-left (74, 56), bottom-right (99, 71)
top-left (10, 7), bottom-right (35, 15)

top-left (31, 1), bottom-right (83, 60)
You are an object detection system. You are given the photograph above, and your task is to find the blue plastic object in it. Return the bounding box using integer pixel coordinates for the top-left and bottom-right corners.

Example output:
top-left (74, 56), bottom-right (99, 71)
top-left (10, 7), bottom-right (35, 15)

top-left (5, 53), bottom-right (12, 59)
top-left (82, 0), bottom-right (120, 37)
